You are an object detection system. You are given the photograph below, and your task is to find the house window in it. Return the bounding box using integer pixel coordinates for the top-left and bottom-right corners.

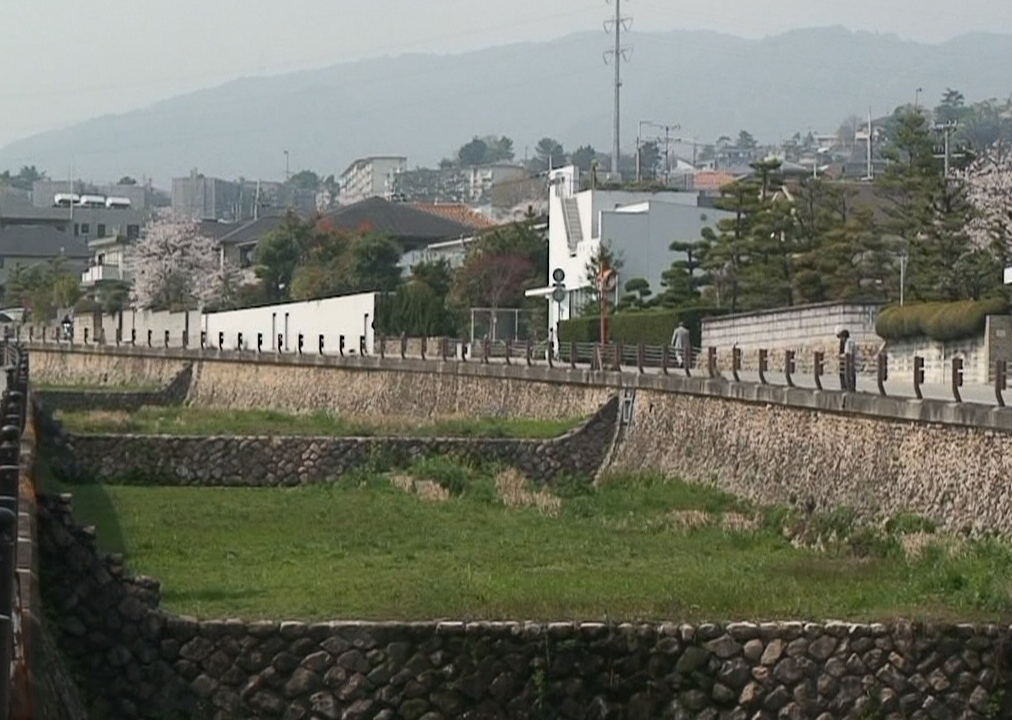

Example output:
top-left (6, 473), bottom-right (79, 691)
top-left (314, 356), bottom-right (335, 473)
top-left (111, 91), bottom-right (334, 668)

top-left (97, 224), bottom-right (106, 238)
top-left (127, 225), bottom-right (140, 240)
top-left (97, 253), bottom-right (106, 265)
top-left (238, 245), bottom-right (255, 268)
top-left (80, 223), bottom-right (91, 235)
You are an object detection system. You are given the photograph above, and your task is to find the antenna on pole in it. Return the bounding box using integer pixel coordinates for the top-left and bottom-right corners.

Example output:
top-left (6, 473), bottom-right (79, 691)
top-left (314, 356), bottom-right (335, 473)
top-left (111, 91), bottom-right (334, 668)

top-left (604, 0), bottom-right (631, 181)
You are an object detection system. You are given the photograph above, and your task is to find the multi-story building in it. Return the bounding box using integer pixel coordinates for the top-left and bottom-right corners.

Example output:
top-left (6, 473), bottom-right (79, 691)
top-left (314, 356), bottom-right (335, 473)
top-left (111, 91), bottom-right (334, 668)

top-left (338, 157), bottom-right (407, 206)
top-left (32, 180), bottom-right (151, 210)
top-left (172, 171), bottom-right (241, 221)
top-left (527, 165), bottom-right (734, 338)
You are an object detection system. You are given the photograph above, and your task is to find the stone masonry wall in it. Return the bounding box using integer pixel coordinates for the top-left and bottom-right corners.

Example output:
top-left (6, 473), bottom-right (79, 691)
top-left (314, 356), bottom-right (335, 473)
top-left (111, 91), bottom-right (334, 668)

top-left (610, 388), bottom-right (1012, 536)
top-left (39, 493), bottom-right (1012, 720)
top-left (51, 397), bottom-right (620, 486)
top-left (36, 363), bottom-right (193, 413)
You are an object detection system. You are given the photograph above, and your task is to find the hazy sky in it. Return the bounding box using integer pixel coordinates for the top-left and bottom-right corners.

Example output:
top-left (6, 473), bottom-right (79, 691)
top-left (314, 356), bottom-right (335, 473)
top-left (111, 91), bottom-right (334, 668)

top-left (3, 0), bottom-right (1012, 150)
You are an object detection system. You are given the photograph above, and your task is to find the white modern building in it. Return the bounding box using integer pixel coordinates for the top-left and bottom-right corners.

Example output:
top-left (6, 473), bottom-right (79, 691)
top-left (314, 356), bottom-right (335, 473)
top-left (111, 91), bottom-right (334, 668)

top-left (338, 156), bottom-right (408, 206)
top-left (528, 165), bottom-right (733, 336)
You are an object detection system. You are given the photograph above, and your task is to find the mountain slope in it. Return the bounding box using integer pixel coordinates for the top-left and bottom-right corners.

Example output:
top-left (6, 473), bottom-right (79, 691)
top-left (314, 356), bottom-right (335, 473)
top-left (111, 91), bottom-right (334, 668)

top-left (3, 26), bottom-right (1011, 185)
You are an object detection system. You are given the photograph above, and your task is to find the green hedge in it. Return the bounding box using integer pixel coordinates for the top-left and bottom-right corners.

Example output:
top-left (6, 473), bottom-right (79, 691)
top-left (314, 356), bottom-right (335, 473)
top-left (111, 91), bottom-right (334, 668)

top-left (558, 307), bottom-right (728, 345)
top-left (875, 298), bottom-right (1009, 343)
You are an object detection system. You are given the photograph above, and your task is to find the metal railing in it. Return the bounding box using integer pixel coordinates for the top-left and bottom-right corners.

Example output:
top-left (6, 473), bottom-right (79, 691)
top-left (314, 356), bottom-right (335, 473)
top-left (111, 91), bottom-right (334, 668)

top-left (0, 342), bottom-right (27, 720)
top-left (21, 324), bottom-right (1011, 407)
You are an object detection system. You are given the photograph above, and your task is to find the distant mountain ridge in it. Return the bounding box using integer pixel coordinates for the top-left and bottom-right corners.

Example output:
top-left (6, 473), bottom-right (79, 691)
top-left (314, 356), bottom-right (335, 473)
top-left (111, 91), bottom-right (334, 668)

top-left (2, 26), bottom-right (1012, 186)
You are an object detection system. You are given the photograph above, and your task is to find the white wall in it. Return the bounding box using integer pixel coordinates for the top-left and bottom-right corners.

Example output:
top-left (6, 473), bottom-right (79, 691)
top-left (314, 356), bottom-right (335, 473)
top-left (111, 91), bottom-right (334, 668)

top-left (202, 293), bottom-right (377, 353)
top-left (96, 309), bottom-right (201, 344)
top-left (702, 303), bottom-right (882, 351)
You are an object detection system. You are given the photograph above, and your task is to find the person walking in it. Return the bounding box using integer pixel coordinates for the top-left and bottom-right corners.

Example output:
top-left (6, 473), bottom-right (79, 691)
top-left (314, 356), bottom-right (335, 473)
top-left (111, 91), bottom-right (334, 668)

top-left (671, 321), bottom-right (691, 368)
top-left (835, 326), bottom-right (858, 392)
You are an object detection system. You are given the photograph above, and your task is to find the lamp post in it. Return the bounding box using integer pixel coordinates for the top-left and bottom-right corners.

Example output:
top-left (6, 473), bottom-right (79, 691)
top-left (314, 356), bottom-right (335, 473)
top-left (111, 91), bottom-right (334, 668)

top-left (915, 87), bottom-right (923, 112)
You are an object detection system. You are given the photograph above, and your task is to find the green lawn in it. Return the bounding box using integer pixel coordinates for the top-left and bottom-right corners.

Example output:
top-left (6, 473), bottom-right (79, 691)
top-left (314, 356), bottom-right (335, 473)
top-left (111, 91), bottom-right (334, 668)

top-left (55, 406), bottom-right (582, 439)
top-left (41, 468), bottom-right (1012, 623)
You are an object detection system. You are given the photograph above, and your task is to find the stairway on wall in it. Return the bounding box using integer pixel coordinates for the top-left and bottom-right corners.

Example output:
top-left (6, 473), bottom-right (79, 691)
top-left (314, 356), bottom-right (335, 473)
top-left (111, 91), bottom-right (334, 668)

top-left (561, 197), bottom-right (583, 253)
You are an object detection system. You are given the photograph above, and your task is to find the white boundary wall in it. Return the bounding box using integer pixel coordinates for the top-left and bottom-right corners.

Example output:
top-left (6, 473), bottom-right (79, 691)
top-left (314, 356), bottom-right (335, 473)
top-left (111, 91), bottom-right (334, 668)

top-left (702, 302), bottom-right (882, 351)
top-left (202, 293), bottom-right (377, 353)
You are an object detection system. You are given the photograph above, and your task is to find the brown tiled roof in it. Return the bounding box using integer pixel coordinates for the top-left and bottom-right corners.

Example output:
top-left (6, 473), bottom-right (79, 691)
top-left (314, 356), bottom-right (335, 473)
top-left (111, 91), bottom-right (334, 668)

top-left (410, 203), bottom-right (498, 230)
top-left (692, 171), bottom-right (738, 192)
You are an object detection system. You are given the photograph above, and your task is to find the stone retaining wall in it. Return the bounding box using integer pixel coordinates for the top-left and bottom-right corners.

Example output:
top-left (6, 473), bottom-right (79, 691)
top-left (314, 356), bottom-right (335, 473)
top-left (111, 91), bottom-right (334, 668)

top-left (52, 397), bottom-right (620, 486)
top-left (37, 363), bottom-right (193, 413)
top-left (609, 388), bottom-right (1012, 536)
top-left (39, 493), bottom-right (1012, 720)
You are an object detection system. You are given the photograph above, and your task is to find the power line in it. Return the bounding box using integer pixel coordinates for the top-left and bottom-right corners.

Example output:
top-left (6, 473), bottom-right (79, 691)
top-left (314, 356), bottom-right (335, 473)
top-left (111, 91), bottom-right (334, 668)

top-left (604, 0), bottom-right (631, 179)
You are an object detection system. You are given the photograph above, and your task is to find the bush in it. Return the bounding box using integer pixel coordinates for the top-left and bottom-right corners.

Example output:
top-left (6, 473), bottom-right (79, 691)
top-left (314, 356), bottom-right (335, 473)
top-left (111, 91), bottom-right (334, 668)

top-left (375, 283), bottom-right (456, 337)
top-left (558, 307), bottom-right (728, 346)
top-left (876, 298), bottom-right (1009, 343)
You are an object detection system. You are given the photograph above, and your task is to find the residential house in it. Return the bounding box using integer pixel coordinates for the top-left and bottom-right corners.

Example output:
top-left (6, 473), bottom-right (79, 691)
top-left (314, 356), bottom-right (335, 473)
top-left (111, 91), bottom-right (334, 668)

top-left (339, 157), bottom-right (407, 206)
top-left (528, 166), bottom-right (734, 337)
top-left (218, 198), bottom-right (480, 283)
top-left (0, 225), bottom-right (90, 288)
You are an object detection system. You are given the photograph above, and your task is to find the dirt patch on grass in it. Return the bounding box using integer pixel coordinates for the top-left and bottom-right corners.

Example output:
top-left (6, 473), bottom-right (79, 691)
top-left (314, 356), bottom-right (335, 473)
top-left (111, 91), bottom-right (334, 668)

top-left (390, 475), bottom-right (450, 503)
top-left (495, 469), bottom-right (562, 517)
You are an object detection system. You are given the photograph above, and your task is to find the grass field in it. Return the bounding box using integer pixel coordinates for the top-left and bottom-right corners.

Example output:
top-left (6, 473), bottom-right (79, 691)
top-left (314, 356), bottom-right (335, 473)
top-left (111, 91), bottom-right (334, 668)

top-left (55, 406), bottom-right (582, 439)
top-left (41, 465), bottom-right (1012, 623)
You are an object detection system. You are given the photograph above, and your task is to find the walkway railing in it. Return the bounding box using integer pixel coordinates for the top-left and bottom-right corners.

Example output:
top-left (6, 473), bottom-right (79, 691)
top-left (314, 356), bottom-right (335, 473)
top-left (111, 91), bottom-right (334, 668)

top-left (0, 342), bottom-right (27, 720)
top-left (21, 324), bottom-right (1010, 407)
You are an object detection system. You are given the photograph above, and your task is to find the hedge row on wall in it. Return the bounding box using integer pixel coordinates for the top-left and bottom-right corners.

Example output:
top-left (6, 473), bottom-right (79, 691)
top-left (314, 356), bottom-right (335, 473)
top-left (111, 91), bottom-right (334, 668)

top-left (559, 307), bottom-right (727, 345)
top-left (875, 298), bottom-right (1009, 343)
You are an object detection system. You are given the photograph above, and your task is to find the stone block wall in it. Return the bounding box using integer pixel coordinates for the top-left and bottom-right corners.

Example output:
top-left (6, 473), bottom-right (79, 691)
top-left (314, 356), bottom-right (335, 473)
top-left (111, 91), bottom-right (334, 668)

top-left (50, 397), bottom-right (619, 486)
top-left (36, 363), bottom-right (193, 413)
top-left (609, 388), bottom-right (1012, 536)
top-left (38, 493), bottom-right (1012, 720)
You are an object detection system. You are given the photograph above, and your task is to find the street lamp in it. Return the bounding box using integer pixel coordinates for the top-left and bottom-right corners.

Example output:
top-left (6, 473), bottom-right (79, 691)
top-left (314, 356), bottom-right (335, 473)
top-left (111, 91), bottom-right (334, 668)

top-left (915, 88), bottom-right (923, 112)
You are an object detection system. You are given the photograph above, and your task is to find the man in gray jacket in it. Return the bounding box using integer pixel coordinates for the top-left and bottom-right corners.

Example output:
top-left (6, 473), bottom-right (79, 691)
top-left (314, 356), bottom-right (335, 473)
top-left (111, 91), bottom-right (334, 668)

top-left (671, 321), bottom-right (691, 368)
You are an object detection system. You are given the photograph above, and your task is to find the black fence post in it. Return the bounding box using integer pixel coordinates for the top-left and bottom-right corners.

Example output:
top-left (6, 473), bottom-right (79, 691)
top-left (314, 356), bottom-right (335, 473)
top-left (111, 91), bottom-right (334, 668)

top-left (707, 347), bottom-right (717, 379)
top-left (758, 349), bottom-right (768, 385)
top-left (340, 336), bottom-right (346, 358)
top-left (813, 351), bottom-right (824, 391)
top-left (420, 337), bottom-right (426, 361)
top-left (147, 329), bottom-right (153, 348)
top-left (319, 335), bottom-right (325, 355)
top-left (400, 334), bottom-right (407, 360)
top-left (661, 345), bottom-right (670, 376)
top-left (218, 332), bottom-right (224, 351)
top-left (298, 334), bottom-right (305, 355)
top-left (913, 356), bottom-right (925, 400)
top-left (504, 340), bottom-right (512, 366)
top-left (785, 350), bottom-right (796, 388)
top-left (182, 330), bottom-right (188, 349)
top-left (83, 327), bottom-right (89, 345)
top-left (569, 341), bottom-right (577, 370)
top-left (952, 357), bottom-right (964, 403)
top-left (877, 353), bottom-right (888, 396)
top-left (200, 330), bottom-right (207, 349)
top-left (379, 336), bottom-right (386, 360)
top-left (996, 360), bottom-right (1007, 408)
top-left (257, 333), bottom-right (263, 354)
top-left (359, 336), bottom-right (366, 356)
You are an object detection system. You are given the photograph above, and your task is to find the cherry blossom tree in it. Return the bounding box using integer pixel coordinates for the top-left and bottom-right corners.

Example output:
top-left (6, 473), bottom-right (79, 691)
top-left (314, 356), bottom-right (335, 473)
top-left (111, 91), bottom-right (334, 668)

top-left (127, 218), bottom-right (233, 311)
top-left (963, 142), bottom-right (1012, 266)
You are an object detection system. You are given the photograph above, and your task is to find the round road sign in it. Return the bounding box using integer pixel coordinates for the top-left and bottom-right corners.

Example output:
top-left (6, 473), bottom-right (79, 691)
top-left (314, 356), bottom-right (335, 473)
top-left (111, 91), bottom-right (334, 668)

top-left (552, 268), bottom-right (566, 284)
top-left (552, 286), bottom-right (567, 303)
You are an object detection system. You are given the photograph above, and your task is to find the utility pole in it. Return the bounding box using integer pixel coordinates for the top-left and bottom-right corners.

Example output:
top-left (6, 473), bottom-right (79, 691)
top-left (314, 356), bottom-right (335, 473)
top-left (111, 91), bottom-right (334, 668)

top-left (866, 108), bottom-right (874, 181)
top-left (933, 122), bottom-right (958, 178)
top-left (604, 0), bottom-right (631, 181)
top-left (284, 150), bottom-right (290, 182)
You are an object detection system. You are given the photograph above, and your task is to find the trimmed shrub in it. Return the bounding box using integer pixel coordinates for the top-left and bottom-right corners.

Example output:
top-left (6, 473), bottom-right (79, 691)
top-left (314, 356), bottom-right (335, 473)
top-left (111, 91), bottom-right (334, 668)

top-left (375, 283), bottom-right (456, 337)
top-left (558, 307), bottom-right (728, 346)
top-left (876, 298), bottom-right (1009, 343)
